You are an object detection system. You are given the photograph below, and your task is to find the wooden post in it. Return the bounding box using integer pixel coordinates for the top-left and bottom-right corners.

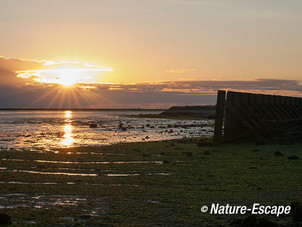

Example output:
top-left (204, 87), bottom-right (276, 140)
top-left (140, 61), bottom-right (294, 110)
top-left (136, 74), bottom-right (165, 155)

top-left (216, 90), bottom-right (302, 142)
top-left (275, 95), bottom-right (291, 118)
top-left (224, 91), bottom-right (244, 141)
top-left (289, 97), bottom-right (301, 118)
top-left (284, 97), bottom-right (298, 118)
top-left (224, 91), bottom-right (234, 141)
top-left (249, 94), bottom-right (265, 118)
top-left (294, 98), bottom-right (302, 115)
top-left (256, 94), bottom-right (273, 119)
top-left (214, 90), bottom-right (226, 143)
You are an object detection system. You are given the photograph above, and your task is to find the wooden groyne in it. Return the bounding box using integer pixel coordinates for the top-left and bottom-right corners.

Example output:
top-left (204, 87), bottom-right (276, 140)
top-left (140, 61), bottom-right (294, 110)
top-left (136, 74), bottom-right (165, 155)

top-left (214, 90), bottom-right (302, 142)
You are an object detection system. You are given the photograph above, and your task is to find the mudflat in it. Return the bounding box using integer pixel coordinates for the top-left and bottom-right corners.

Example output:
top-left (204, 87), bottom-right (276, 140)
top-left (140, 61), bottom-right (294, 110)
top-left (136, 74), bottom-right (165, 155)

top-left (0, 138), bottom-right (301, 226)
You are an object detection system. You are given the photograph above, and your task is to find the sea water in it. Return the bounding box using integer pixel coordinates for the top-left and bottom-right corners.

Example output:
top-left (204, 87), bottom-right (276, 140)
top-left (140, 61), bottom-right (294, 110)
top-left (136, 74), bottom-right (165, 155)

top-left (0, 110), bottom-right (214, 151)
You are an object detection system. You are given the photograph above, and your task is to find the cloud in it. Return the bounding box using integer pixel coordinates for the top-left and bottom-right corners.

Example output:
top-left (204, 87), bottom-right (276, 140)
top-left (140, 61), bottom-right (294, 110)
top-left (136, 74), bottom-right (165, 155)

top-left (0, 56), bottom-right (113, 87)
top-left (0, 56), bottom-right (44, 72)
top-left (0, 78), bottom-right (301, 108)
top-left (166, 68), bottom-right (196, 74)
top-left (1, 56), bottom-right (302, 108)
top-left (0, 57), bottom-right (44, 87)
top-left (87, 79), bottom-right (302, 96)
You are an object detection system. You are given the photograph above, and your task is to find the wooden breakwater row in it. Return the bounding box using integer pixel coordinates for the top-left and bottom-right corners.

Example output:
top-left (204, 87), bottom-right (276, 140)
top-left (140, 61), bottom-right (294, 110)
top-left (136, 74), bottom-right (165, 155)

top-left (214, 90), bottom-right (302, 142)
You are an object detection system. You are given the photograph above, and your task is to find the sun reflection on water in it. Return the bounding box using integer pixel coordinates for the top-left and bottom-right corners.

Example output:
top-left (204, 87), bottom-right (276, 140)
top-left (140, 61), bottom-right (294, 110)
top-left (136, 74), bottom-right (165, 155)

top-left (61, 111), bottom-right (74, 147)
top-left (65, 111), bottom-right (72, 118)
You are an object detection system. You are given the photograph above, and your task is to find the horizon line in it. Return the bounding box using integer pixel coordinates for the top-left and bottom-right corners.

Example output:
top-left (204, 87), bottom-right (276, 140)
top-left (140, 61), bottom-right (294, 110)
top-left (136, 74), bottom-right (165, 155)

top-left (0, 108), bottom-right (168, 111)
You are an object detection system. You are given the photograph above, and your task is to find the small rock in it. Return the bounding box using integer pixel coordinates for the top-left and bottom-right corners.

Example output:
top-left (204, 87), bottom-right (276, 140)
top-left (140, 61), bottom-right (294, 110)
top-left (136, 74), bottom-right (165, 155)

top-left (182, 151), bottom-right (193, 157)
top-left (290, 201), bottom-right (302, 213)
top-left (89, 123), bottom-right (98, 128)
top-left (255, 138), bottom-right (266, 146)
top-left (256, 218), bottom-right (279, 227)
top-left (197, 140), bottom-right (213, 147)
top-left (0, 213), bottom-right (12, 225)
top-left (242, 215), bottom-right (257, 227)
top-left (79, 215), bottom-right (92, 220)
top-left (288, 155), bottom-right (299, 160)
top-left (291, 201), bottom-right (302, 222)
top-left (279, 141), bottom-right (291, 145)
top-left (57, 132), bottom-right (64, 138)
top-left (203, 150), bottom-right (210, 155)
top-left (274, 151), bottom-right (284, 156)
top-left (229, 218), bottom-right (242, 225)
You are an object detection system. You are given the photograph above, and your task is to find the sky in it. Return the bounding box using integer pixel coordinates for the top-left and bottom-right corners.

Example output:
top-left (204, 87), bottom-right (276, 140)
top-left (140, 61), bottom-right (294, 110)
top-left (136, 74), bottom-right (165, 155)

top-left (0, 0), bottom-right (302, 108)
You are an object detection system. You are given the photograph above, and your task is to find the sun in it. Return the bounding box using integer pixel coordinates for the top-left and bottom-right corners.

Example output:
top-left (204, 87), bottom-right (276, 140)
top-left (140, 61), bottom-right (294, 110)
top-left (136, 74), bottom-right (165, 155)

top-left (55, 69), bottom-right (78, 87)
top-left (16, 60), bottom-right (114, 87)
top-left (59, 79), bottom-right (75, 87)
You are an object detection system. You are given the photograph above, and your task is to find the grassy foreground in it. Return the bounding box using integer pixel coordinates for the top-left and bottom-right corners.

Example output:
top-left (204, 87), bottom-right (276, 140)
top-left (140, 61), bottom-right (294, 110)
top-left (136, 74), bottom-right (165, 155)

top-left (0, 138), bottom-right (301, 226)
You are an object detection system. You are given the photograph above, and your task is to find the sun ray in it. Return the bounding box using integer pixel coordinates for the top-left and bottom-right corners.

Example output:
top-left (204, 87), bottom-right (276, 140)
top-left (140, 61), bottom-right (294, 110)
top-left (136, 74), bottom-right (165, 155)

top-left (57, 89), bottom-right (68, 109)
top-left (70, 88), bottom-right (84, 109)
top-left (25, 86), bottom-right (60, 108)
top-left (86, 89), bottom-right (118, 108)
top-left (73, 88), bottom-right (94, 108)
top-left (46, 88), bottom-right (65, 108)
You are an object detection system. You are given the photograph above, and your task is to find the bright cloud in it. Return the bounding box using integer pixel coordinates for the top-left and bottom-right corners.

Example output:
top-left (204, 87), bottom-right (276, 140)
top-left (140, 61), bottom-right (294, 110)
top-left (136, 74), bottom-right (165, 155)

top-left (16, 60), bottom-right (113, 87)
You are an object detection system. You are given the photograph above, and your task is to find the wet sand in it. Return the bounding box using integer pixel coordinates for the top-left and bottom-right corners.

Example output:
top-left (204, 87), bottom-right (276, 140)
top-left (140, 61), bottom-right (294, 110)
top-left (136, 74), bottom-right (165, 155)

top-left (0, 138), bottom-right (301, 225)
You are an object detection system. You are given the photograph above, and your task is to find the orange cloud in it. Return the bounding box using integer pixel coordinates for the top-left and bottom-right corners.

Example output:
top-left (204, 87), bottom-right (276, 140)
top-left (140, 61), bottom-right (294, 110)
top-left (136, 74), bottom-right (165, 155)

top-left (0, 56), bottom-right (113, 87)
top-left (166, 68), bottom-right (196, 74)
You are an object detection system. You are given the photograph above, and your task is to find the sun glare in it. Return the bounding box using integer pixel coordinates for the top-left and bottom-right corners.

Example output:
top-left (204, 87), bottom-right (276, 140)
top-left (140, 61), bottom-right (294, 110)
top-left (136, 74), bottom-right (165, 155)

top-left (16, 60), bottom-right (114, 87)
top-left (62, 124), bottom-right (74, 146)
top-left (65, 110), bottom-right (72, 118)
top-left (55, 69), bottom-right (78, 87)
top-left (62, 111), bottom-right (74, 147)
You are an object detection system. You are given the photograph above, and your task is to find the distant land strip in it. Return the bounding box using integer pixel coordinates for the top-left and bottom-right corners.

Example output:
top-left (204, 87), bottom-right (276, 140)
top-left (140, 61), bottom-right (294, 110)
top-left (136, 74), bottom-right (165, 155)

top-left (0, 108), bottom-right (166, 111)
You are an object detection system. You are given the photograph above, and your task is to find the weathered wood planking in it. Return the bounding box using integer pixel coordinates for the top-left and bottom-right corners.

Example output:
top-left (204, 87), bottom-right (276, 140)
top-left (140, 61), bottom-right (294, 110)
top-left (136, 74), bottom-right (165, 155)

top-left (213, 90), bottom-right (225, 142)
top-left (214, 90), bottom-right (302, 142)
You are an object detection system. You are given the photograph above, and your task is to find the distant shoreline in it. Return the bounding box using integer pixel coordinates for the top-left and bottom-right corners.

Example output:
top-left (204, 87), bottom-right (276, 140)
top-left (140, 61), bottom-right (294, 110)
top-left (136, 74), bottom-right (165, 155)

top-left (0, 108), bottom-right (166, 111)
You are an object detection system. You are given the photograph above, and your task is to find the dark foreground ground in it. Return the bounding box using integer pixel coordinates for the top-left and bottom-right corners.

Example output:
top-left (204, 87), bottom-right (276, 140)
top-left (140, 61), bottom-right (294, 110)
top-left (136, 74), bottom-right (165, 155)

top-left (0, 138), bottom-right (301, 226)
